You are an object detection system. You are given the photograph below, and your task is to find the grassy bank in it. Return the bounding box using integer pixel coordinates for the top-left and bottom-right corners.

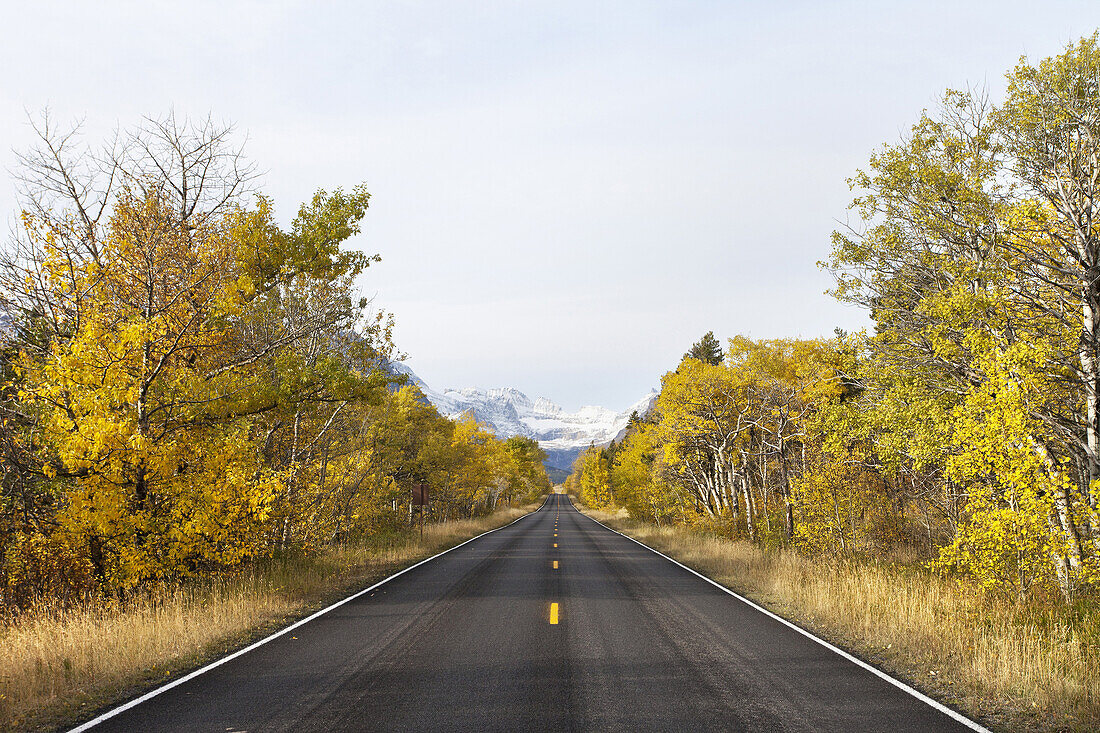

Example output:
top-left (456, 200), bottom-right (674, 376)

top-left (578, 505), bottom-right (1099, 733)
top-left (0, 504), bottom-right (535, 732)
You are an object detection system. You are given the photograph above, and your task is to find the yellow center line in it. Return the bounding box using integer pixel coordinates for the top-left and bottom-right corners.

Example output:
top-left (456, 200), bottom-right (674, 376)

top-left (553, 543), bottom-right (557, 547)
top-left (553, 560), bottom-right (558, 569)
top-left (549, 602), bottom-right (559, 624)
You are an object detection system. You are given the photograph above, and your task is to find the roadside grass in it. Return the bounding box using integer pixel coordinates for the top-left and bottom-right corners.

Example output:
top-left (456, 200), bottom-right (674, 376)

top-left (0, 504), bottom-right (534, 732)
top-left (578, 506), bottom-right (1099, 733)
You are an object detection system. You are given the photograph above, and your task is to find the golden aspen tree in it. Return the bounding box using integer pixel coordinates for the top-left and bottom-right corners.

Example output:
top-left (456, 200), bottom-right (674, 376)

top-left (824, 35), bottom-right (1100, 597)
top-left (576, 448), bottom-right (614, 509)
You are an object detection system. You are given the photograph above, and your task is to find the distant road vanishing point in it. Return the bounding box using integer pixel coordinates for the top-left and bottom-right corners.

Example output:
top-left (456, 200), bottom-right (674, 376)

top-left (73, 495), bottom-right (985, 732)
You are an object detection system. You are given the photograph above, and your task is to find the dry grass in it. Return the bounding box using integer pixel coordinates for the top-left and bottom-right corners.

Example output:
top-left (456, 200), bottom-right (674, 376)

top-left (582, 507), bottom-right (1100, 733)
top-left (0, 505), bottom-right (532, 732)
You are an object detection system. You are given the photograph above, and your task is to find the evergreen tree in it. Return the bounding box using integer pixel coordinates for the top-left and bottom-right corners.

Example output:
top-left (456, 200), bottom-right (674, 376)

top-left (684, 331), bottom-right (723, 365)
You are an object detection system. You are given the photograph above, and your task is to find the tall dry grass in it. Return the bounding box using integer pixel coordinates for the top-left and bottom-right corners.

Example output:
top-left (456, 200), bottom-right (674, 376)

top-left (583, 507), bottom-right (1099, 733)
top-left (0, 506), bottom-right (531, 732)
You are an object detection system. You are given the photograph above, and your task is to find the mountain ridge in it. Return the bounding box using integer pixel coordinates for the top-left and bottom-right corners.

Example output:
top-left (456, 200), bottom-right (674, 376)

top-left (390, 363), bottom-right (655, 470)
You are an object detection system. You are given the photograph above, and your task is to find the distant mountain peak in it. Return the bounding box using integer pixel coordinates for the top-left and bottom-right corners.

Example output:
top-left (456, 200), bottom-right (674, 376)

top-left (394, 364), bottom-right (655, 469)
top-left (531, 396), bottom-right (562, 415)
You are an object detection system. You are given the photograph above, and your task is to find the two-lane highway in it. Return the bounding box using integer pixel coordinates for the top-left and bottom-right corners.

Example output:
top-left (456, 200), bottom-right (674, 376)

top-left (76, 494), bottom-right (982, 732)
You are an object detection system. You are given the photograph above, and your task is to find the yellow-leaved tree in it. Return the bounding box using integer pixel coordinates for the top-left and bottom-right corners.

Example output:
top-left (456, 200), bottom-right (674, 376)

top-left (576, 447), bottom-right (614, 509)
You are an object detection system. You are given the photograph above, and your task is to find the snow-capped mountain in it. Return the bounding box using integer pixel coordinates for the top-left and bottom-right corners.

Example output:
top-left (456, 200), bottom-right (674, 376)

top-left (389, 363), bottom-right (656, 470)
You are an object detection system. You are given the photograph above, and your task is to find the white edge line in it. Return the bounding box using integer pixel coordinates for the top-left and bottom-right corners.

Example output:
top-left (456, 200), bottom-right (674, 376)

top-left (67, 498), bottom-right (549, 732)
top-left (576, 506), bottom-right (990, 733)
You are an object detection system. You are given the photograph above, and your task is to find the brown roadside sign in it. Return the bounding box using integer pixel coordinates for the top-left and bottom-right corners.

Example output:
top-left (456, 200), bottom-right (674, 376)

top-left (412, 483), bottom-right (429, 505)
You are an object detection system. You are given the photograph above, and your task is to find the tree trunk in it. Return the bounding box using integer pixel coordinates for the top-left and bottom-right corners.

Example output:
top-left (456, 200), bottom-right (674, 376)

top-left (779, 442), bottom-right (794, 546)
top-left (741, 473), bottom-right (756, 544)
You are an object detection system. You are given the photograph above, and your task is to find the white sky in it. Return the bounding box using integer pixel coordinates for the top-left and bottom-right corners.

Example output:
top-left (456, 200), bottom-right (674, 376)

top-left (2, 1), bottom-right (1098, 410)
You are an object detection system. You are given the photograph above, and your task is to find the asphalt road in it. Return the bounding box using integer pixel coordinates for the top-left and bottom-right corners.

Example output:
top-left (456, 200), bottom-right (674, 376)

top-left (77, 494), bottom-right (982, 732)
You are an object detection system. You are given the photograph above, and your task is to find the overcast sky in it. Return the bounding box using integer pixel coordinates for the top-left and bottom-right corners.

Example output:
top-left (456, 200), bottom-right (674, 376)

top-left (2, 1), bottom-right (1098, 410)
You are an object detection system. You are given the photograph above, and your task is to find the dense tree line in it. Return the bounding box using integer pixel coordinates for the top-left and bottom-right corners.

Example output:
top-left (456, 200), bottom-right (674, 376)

top-left (570, 35), bottom-right (1100, 602)
top-left (0, 115), bottom-right (548, 606)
